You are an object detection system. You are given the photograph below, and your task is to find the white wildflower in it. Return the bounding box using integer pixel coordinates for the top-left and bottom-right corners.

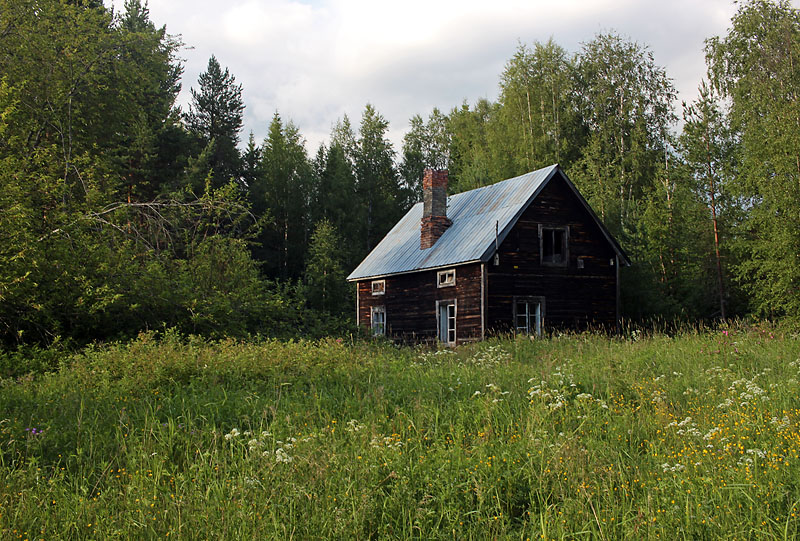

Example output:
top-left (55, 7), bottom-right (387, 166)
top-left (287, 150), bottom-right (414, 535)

top-left (275, 448), bottom-right (293, 463)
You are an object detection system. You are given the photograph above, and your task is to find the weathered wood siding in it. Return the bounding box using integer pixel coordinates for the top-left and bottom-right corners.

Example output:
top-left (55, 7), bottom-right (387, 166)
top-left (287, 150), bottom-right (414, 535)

top-left (357, 263), bottom-right (483, 344)
top-left (487, 174), bottom-right (618, 332)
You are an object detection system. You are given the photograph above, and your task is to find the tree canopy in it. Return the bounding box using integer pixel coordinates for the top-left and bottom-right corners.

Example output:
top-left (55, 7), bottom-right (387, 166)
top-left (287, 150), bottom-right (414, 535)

top-left (2, 0), bottom-right (799, 348)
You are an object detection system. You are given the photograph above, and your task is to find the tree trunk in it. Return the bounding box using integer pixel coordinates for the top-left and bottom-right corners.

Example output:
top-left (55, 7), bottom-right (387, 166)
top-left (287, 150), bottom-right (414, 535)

top-left (705, 124), bottom-right (727, 321)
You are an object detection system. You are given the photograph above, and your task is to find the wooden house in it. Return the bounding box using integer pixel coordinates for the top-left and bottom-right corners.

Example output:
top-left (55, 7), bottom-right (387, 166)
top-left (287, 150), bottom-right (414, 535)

top-left (346, 165), bottom-right (630, 345)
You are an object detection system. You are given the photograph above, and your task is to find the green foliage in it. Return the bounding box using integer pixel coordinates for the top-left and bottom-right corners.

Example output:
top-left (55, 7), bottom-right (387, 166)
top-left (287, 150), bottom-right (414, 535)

top-left (111, 0), bottom-right (185, 201)
top-left (627, 158), bottom-right (717, 319)
top-left (446, 99), bottom-right (496, 192)
top-left (572, 32), bottom-right (676, 235)
top-left (252, 113), bottom-right (313, 278)
top-left (179, 237), bottom-right (277, 337)
top-left (304, 220), bottom-right (350, 315)
top-left (496, 40), bottom-right (583, 174)
top-left (310, 142), bottom-right (359, 269)
top-left (399, 109), bottom-right (450, 201)
top-left (5, 0), bottom-right (800, 346)
top-left (186, 55), bottom-right (245, 189)
top-left (355, 104), bottom-right (407, 252)
top-left (679, 82), bottom-right (744, 319)
top-left (706, 0), bottom-right (800, 319)
top-left (1, 328), bottom-right (799, 537)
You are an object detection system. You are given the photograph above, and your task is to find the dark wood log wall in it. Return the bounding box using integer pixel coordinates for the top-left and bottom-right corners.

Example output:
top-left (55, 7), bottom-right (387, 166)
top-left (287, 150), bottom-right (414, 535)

top-left (357, 263), bottom-right (483, 344)
top-left (487, 174), bottom-right (618, 332)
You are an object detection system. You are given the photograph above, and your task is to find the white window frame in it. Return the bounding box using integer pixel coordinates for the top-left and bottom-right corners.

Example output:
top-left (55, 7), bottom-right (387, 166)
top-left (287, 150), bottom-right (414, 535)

top-left (371, 306), bottom-right (386, 336)
top-left (436, 299), bottom-right (457, 345)
top-left (513, 296), bottom-right (545, 337)
top-left (371, 279), bottom-right (385, 295)
top-left (539, 224), bottom-right (569, 267)
top-left (437, 268), bottom-right (456, 288)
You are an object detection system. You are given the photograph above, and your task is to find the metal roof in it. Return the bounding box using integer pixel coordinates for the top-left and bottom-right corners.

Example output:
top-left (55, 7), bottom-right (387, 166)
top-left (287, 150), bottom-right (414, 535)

top-left (347, 164), bottom-right (628, 281)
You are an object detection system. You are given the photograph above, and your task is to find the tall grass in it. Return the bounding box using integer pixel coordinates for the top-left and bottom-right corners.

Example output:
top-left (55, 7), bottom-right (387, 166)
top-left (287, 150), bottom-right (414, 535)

top-left (1, 324), bottom-right (799, 539)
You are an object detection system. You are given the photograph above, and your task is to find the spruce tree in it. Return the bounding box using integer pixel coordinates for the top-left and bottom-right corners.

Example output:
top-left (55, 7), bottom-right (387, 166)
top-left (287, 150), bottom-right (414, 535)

top-left (256, 113), bottom-right (312, 279)
top-left (354, 104), bottom-right (404, 252)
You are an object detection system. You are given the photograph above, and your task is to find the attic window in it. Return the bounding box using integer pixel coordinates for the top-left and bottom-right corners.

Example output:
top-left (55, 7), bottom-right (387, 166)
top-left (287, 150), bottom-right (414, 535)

top-left (539, 225), bottom-right (569, 267)
top-left (507, 229), bottom-right (520, 252)
top-left (437, 269), bottom-right (456, 288)
top-left (371, 280), bottom-right (385, 295)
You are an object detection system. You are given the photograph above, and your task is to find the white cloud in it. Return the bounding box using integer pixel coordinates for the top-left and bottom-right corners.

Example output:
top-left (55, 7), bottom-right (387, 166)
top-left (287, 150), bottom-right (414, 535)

top-left (111, 0), bottom-right (797, 153)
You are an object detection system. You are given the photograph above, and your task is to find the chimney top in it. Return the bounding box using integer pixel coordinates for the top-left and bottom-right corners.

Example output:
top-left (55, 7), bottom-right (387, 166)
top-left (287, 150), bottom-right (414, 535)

top-left (421, 169), bottom-right (451, 250)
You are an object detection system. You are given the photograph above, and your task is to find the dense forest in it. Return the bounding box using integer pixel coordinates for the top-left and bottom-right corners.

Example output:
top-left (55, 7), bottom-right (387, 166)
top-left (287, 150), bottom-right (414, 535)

top-left (1, 0), bottom-right (799, 347)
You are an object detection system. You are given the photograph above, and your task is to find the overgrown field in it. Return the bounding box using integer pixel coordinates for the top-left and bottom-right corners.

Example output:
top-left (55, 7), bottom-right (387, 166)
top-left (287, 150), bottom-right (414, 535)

top-left (1, 326), bottom-right (800, 539)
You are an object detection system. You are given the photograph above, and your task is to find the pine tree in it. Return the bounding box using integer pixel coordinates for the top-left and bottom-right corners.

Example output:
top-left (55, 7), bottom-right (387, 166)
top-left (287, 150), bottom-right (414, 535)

top-left (680, 81), bottom-right (738, 320)
top-left (186, 55), bottom-right (245, 189)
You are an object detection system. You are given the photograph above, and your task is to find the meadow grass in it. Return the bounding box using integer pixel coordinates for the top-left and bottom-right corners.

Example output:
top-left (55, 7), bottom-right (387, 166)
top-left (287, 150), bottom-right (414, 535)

top-left (1, 324), bottom-right (799, 539)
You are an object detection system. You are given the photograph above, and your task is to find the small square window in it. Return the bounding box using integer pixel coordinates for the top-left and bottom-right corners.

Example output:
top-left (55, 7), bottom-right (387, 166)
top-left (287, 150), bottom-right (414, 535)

top-left (437, 269), bottom-right (456, 288)
top-left (371, 280), bottom-right (385, 295)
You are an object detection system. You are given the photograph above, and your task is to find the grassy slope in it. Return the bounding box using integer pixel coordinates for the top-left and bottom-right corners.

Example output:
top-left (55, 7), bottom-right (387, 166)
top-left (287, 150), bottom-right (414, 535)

top-left (1, 326), bottom-right (799, 539)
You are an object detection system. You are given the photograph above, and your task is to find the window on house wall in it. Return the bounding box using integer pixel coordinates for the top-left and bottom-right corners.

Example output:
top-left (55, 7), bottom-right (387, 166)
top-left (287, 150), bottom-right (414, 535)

top-left (371, 280), bottom-right (385, 295)
top-left (437, 269), bottom-right (456, 287)
top-left (437, 300), bottom-right (456, 345)
top-left (507, 228), bottom-right (520, 252)
top-left (539, 225), bottom-right (569, 266)
top-left (514, 297), bottom-right (544, 337)
top-left (371, 306), bottom-right (386, 336)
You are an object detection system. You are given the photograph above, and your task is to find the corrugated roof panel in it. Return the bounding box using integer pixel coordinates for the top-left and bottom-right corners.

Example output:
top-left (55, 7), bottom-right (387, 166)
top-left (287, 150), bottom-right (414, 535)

top-left (347, 165), bottom-right (558, 281)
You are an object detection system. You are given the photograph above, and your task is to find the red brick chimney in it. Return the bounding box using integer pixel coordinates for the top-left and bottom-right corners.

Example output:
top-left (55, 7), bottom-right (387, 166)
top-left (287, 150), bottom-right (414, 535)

top-left (420, 169), bottom-right (451, 249)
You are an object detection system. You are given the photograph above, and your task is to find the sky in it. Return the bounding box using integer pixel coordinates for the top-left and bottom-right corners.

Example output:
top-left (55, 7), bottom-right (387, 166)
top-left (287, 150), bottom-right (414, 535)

top-left (111, 0), bottom-right (795, 154)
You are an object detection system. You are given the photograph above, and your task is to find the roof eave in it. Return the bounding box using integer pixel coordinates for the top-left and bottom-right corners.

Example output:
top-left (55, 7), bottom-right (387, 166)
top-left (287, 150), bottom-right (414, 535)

top-left (477, 165), bottom-right (560, 263)
top-left (346, 259), bottom-right (483, 282)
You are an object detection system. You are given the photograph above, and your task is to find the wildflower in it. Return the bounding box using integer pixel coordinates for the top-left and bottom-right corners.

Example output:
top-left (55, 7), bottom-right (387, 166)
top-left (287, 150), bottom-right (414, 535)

top-left (548, 400), bottom-right (564, 410)
top-left (346, 420), bottom-right (364, 433)
top-left (275, 448), bottom-right (293, 463)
